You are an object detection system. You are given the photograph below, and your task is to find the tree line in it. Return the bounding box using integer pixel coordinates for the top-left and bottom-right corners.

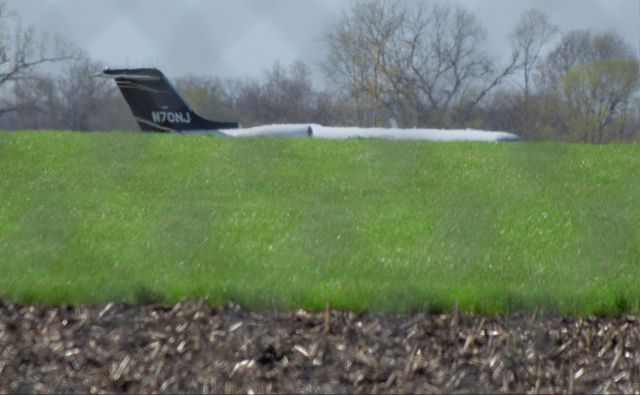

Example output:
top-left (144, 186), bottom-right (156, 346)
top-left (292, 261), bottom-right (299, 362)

top-left (1, 0), bottom-right (639, 143)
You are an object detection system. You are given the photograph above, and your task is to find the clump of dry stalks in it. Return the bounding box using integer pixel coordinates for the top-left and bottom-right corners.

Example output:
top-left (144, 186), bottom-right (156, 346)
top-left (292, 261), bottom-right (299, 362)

top-left (1, 300), bottom-right (639, 393)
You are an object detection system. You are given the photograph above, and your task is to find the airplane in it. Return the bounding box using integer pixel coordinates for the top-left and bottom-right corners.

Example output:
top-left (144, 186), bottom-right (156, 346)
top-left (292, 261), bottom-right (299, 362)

top-left (97, 68), bottom-right (521, 142)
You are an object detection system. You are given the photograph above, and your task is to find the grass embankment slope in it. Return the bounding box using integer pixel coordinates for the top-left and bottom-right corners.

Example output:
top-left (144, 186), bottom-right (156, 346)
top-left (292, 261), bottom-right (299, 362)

top-left (0, 131), bottom-right (638, 314)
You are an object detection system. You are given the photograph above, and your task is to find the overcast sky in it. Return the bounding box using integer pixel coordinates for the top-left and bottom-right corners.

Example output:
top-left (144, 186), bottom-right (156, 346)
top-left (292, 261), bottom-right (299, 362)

top-left (7, 0), bottom-right (640, 83)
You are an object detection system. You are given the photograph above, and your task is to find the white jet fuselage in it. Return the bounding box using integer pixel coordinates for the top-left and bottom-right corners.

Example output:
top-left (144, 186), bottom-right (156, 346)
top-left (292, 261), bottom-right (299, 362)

top-left (221, 124), bottom-right (521, 142)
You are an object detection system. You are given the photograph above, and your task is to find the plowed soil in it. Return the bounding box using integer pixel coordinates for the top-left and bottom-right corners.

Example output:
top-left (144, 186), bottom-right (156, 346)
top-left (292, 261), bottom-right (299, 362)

top-left (1, 301), bottom-right (639, 394)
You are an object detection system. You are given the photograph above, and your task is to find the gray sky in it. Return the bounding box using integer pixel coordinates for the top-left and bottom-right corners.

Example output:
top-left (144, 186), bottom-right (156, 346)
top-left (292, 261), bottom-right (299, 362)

top-left (8, 0), bottom-right (640, 82)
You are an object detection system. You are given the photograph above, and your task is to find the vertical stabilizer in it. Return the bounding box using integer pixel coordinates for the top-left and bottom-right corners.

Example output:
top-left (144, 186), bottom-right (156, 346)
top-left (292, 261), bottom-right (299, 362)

top-left (99, 68), bottom-right (239, 134)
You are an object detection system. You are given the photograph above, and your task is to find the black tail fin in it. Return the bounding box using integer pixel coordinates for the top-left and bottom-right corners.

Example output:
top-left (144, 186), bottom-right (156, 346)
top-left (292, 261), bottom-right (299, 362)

top-left (99, 68), bottom-right (239, 134)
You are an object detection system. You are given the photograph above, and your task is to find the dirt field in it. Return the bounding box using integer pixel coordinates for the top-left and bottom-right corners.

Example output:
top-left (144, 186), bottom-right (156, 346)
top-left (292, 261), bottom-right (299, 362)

top-left (1, 300), bottom-right (639, 393)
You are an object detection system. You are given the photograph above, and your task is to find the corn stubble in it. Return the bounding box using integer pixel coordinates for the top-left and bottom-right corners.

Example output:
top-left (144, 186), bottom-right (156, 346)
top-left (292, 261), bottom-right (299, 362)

top-left (1, 301), bottom-right (639, 394)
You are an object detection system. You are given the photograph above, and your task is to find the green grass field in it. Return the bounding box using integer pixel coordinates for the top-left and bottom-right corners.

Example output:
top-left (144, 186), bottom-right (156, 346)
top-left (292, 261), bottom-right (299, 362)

top-left (1, 131), bottom-right (639, 315)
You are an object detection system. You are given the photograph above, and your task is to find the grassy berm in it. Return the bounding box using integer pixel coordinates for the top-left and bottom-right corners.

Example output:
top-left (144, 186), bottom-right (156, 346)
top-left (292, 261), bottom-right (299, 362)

top-left (1, 131), bottom-right (639, 314)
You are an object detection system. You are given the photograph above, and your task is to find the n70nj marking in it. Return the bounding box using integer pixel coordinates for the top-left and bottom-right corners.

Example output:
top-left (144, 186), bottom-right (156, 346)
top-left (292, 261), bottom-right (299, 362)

top-left (151, 111), bottom-right (192, 124)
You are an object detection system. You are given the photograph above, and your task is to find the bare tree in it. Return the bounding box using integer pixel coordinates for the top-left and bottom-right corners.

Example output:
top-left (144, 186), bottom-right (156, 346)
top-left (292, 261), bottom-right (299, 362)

top-left (10, 73), bottom-right (60, 129)
top-left (234, 61), bottom-right (336, 125)
top-left (0, 0), bottom-right (78, 120)
top-left (260, 61), bottom-right (314, 122)
top-left (324, 0), bottom-right (520, 128)
top-left (10, 54), bottom-right (136, 131)
top-left (323, 0), bottom-right (405, 126)
top-left (59, 56), bottom-right (120, 130)
top-left (511, 9), bottom-right (557, 100)
top-left (530, 30), bottom-right (639, 142)
top-left (489, 9), bottom-right (558, 137)
top-left (539, 30), bottom-right (634, 91)
top-left (409, 4), bottom-right (520, 126)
